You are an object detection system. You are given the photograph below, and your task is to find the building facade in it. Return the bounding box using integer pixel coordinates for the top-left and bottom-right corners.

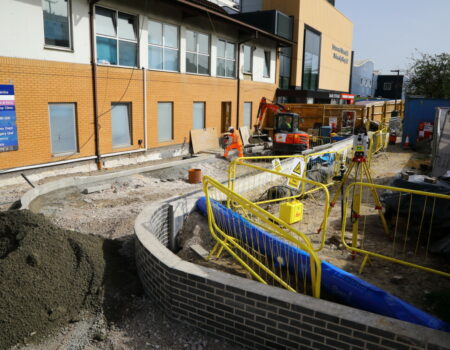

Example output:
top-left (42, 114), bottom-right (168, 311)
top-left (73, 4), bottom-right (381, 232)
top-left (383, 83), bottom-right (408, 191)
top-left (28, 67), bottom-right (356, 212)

top-left (0, 0), bottom-right (291, 172)
top-left (374, 74), bottom-right (404, 100)
top-left (351, 59), bottom-right (374, 97)
top-left (239, 0), bottom-right (354, 103)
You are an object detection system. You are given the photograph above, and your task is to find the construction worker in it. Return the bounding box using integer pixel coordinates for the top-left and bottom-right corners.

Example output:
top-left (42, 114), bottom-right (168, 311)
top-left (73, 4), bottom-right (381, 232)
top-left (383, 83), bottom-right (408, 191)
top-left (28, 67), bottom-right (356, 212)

top-left (223, 126), bottom-right (243, 159)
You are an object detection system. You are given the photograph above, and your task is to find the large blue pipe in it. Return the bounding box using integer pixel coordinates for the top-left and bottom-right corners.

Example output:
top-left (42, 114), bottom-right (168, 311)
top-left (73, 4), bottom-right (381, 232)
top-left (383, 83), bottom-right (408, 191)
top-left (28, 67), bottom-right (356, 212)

top-left (197, 197), bottom-right (450, 333)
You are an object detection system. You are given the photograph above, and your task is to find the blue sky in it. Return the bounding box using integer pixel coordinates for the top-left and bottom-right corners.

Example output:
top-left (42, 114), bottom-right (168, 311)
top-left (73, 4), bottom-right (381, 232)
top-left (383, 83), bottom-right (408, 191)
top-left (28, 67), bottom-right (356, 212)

top-left (335, 0), bottom-right (450, 74)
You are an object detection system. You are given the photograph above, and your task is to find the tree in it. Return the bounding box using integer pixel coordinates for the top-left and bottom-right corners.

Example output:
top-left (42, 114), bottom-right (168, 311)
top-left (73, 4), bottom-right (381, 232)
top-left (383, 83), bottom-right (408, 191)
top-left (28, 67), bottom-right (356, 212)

top-left (406, 52), bottom-right (450, 99)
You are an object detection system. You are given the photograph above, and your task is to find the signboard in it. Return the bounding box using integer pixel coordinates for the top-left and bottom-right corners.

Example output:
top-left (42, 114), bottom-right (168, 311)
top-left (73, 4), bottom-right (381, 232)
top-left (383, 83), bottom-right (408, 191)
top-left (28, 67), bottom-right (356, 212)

top-left (286, 158), bottom-right (306, 189)
top-left (272, 159), bottom-right (283, 172)
top-left (0, 85), bottom-right (18, 152)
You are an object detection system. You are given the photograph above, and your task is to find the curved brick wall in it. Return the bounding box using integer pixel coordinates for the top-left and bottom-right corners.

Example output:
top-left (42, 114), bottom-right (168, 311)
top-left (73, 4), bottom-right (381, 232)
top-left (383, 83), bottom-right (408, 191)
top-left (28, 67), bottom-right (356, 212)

top-left (134, 198), bottom-right (450, 350)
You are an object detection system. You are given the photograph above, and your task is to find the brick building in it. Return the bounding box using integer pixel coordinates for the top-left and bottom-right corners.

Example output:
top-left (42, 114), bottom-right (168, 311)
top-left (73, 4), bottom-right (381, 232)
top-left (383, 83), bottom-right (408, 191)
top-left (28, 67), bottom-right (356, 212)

top-left (0, 0), bottom-right (353, 173)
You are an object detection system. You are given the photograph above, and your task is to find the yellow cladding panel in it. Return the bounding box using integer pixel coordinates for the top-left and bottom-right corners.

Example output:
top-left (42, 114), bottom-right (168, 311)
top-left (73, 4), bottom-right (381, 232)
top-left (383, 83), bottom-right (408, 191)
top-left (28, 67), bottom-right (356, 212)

top-left (279, 200), bottom-right (304, 224)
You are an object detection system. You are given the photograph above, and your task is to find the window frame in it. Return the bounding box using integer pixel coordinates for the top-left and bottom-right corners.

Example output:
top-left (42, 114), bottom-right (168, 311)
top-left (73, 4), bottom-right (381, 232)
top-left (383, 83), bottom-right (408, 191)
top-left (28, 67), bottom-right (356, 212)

top-left (157, 102), bottom-right (174, 142)
top-left (193, 102), bottom-right (206, 129)
top-left (148, 19), bottom-right (180, 72)
top-left (217, 39), bottom-right (236, 78)
top-left (243, 101), bottom-right (252, 128)
top-left (48, 103), bottom-right (78, 156)
top-left (94, 5), bottom-right (139, 68)
top-left (243, 45), bottom-right (253, 74)
top-left (263, 50), bottom-right (271, 78)
top-left (111, 102), bottom-right (133, 148)
top-left (301, 25), bottom-right (322, 91)
top-left (42, 0), bottom-right (73, 50)
top-left (384, 82), bottom-right (392, 91)
top-left (185, 29), bottom-right (211, 76)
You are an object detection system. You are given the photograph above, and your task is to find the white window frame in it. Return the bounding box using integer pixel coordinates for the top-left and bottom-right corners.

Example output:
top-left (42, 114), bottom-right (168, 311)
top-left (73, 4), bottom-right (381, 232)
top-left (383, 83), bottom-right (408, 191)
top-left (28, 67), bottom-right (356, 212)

top-left (95, 6), bottom-right (139, 67)
top-left (185, 30), bottom-right (210, 75)
top-left (263, 50), bottom-right (271, 78)
top-left (244, 102), bottom-right (252, 127)
top-left (243, 44), bottom-right (253, 74)
top-left (193, 102), bottom-right (206, 129)
top-left (217, 39), bottom-right (236, 78)
top-left (42, 0), bottom-right (73, 50)
top-left (111, 103), bottom-right (132, 148)
top-left (148, 19), bottom-right (180, 72)
top-left (158, 102), bottom-right (174, 142)
top-left (48, 103), bottom-right (78, 156)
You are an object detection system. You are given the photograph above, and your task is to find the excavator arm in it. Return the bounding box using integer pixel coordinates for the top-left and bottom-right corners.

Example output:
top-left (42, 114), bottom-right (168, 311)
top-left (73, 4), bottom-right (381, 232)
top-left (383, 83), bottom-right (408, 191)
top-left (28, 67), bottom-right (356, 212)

top-left (254, 97), bottom-right (289, 133)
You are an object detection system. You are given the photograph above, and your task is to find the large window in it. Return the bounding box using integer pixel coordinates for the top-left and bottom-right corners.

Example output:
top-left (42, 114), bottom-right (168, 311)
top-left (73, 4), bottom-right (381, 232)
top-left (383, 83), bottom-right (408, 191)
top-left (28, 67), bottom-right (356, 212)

top-left (243, 45), bottom-right (253, 74)
top-left (302, 27), bottom-right (321, 91)
top-left (111, 103), bottom-right (132, 148)
top-left (42, 0), bottom-right (72, 48)
top-left (158, 102), bottom-right (173, 142)
top-left (49, 103), bottom-right (78, 155)
top-left (279, 47), bottom-right (292, 89)
top-left (217, 40), bottom-right (236, 78)
top-left (186, 30), bottom-right (210, 75)
top-left (244, 102), bottom-right (252, 128)
top-left (148, 20), bottom-right (179, 71)
top-left (193, 102), bottom-right (205, 129)
top-left (95, 7), bottom-right (138, 67)
top-left (263, 51), bottom-right (271, 78)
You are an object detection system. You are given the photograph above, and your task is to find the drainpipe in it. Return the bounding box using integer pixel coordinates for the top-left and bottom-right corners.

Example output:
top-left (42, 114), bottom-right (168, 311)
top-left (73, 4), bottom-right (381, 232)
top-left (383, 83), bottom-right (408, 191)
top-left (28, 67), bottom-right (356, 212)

top-left (142, 67), bottom-right (148, 149)
top-left (89, 0), bottom-right (102, 170)
top-left (236, 33), bottom-right (257, 128)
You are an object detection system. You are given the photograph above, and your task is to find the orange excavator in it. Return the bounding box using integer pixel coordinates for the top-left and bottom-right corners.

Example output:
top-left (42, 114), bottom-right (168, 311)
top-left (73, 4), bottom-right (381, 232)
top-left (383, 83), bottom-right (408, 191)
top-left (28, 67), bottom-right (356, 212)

top-left (253, 97), bottom-right (310, 154)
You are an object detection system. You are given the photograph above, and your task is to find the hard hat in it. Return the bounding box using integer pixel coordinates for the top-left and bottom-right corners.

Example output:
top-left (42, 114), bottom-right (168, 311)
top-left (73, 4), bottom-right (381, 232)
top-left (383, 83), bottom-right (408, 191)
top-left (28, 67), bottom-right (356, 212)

top-left (228, 126), bottom-right (234, 131)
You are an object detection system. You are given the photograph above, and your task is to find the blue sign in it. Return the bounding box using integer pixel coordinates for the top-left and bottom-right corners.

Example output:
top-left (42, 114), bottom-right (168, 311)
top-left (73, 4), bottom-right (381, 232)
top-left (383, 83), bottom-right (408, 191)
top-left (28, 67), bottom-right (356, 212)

top-left (0, 85), bottom-right (18, 152)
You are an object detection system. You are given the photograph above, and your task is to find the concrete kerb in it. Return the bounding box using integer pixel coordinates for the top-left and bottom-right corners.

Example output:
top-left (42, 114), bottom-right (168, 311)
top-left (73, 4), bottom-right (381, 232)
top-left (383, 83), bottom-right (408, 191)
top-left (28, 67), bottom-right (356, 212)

top-left (135, 195), bottom-right (450, 350)
top-left (20, 154), bottom-right (215, 210)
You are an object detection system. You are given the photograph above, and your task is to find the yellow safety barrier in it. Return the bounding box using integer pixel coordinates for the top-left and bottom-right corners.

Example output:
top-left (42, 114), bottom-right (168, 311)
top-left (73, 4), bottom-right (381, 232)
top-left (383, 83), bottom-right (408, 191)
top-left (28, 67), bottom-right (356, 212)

top-left (225, 157), bottom-right (333, 252)
top-left (203, 175), bottom-right (323, 298)
top-left (341, 182), bottom-right (450, 278)
top-left (368, 128), bottom-right (389, 165)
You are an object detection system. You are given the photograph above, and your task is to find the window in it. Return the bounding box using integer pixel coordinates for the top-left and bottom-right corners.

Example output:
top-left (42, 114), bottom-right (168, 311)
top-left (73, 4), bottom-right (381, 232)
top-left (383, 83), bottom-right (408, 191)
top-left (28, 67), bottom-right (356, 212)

top-left (49, 103), bottom-right (77, 155)
top-left (95, 7), bottom-right (138, 67)
top-left (186, 30), bottom-right (210, 75)
top-left (243, 45), bottom-right (253, 74)
top-left (217, 40), bottom-right (236, 78)
top-left (193, 102), bottom-right (205, 129)
top-left (384, 82), bottom-right (392, 91)
top-left (148, 20), bottom-right (179, 71)
top-left (158, 102), bottom-right (173, 142)
top-left (42, 0), bottom-right (72, 48)
top-left (111, 103), bottom-right (132, 148)
top-left (302, 27), bottom-right (321, 91)
top-left (263, 51), bottom-right (271, 78)
top-left (244, 102), bottom-right (252, 127)
top-left (279, 47), bottom-right (291, 89)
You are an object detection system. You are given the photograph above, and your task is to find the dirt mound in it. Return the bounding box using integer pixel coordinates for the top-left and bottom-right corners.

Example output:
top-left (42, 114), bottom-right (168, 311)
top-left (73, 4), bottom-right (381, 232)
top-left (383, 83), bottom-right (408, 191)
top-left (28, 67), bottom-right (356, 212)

top-left (0, 210), bottom-right (106, 349)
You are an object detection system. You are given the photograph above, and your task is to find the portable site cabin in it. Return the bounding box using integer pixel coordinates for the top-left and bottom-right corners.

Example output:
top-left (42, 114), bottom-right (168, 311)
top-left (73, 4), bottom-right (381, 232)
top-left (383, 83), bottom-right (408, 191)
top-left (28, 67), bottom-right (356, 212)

top-left (432, 107), bottom-right (450, 177)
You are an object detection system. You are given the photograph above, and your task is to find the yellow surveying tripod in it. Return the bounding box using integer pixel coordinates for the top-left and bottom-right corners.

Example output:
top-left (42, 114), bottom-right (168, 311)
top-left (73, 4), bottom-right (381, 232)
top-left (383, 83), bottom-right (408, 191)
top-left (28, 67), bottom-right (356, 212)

top-left (329, 134), bottom-right (390, 257)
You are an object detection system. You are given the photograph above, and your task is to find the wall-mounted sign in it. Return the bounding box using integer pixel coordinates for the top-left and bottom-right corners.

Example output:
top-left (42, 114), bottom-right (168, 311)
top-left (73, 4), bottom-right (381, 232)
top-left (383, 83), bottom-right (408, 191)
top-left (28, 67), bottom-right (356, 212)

top-left (332, 44), bottom-right (349, 64)
top-left (0, 85), bottom-right (18, 152)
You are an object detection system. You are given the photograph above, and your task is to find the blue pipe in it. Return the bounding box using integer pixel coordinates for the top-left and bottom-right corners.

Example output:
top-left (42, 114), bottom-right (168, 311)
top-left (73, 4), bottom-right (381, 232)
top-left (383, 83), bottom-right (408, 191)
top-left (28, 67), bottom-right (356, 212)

top-left (197, 197), bottom-right (450, 333)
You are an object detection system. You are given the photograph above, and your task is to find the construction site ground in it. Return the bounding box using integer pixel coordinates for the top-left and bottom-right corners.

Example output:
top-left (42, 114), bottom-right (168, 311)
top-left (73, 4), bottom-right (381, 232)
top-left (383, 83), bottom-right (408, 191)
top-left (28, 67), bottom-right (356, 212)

top-left (0, 145), bottom-right (448, 349)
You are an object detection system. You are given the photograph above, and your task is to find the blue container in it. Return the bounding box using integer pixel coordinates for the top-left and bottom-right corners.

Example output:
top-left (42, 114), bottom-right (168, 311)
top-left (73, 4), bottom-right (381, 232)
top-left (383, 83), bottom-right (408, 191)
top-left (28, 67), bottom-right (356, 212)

top-left (320, 126), bottom-right (332, 137)
top-left (403, 97), bottom-right (450, 146)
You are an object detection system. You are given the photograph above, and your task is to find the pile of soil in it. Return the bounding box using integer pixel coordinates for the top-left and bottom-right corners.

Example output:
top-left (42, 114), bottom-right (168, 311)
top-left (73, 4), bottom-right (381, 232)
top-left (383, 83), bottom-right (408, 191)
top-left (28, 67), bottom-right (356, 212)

top-left (0, 210), bottom-right (140, 350)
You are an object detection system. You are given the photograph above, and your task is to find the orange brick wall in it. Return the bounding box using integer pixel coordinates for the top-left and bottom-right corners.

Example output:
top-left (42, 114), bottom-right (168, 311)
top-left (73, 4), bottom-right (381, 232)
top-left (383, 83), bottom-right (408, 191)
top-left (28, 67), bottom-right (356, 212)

top-left (0, 57), bottom-right (277, 171)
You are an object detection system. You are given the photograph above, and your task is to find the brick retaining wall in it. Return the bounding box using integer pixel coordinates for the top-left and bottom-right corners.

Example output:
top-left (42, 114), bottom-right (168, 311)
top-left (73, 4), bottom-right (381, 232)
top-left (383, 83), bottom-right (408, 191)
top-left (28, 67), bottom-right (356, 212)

top-left (135, 202), bottom-right (450, 350)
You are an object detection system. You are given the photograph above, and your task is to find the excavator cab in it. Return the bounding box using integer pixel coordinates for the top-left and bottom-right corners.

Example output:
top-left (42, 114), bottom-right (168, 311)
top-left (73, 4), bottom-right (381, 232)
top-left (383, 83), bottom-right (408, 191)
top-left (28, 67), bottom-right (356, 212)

top-left (273, 112), bottom-right (309, 154)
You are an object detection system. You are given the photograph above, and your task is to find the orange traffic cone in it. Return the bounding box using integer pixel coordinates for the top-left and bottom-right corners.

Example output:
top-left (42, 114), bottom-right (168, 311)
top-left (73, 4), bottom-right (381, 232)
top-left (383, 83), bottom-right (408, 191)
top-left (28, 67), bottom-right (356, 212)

top-left (403, 135), bottom-right (410, 149)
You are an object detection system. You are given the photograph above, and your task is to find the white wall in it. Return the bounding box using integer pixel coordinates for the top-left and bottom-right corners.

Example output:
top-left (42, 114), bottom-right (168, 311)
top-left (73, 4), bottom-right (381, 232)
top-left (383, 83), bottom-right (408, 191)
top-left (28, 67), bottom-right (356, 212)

top-left (0, 0), bottom-right (277, 83)
top-left (0, 0), bottom-right (90, 64)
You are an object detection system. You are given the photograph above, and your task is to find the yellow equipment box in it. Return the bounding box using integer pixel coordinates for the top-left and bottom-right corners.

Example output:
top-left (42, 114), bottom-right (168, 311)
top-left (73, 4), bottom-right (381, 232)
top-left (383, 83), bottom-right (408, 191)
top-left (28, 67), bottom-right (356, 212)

top-left (279, 201), bottom-right (303, 224)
